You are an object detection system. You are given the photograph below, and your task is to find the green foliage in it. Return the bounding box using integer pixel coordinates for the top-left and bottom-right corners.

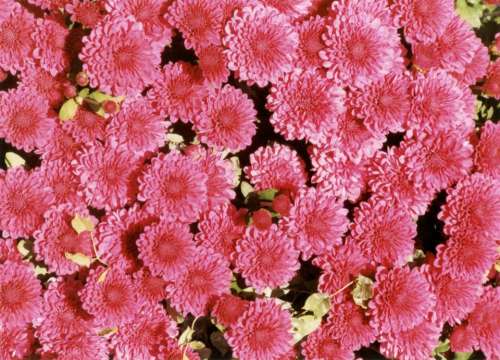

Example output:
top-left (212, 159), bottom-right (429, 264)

top-left (303, 293), bottom-right (330, 318)
top-left (257, 188), bottom-right (279, 201)
top-left (291, 315), bottom-right (322, 343)
top-left (64, 252), bottom-right (92, 267)
top-left (351, 275), bottom-right (374, 309)
top-left (4, 152), bottom-right (25, 168)
top-left (454, 352), bottom-right (472, 360)
top-left (456, 0), bottom-right (484, 28)
top-left (59, 98), bottom-right (79, 122)
top-left (433, 339), bottom-right (450, 360)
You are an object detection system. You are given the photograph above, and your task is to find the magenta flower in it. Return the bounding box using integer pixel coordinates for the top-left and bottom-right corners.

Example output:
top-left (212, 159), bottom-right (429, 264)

top-left (197, 44), bottom-right (230, 87)
top-left (474, 121), bottom-right (500, 179)
top-left (212, 294), bottom-right (250, 328)
top-left (33, 18), bottom-right (70, 76)
top-left (301, 324), bottom-right (354, 360)
top-left (65, 0), bottom-right (106, 28)
top-left (295, 16), bottom-right (326, 70)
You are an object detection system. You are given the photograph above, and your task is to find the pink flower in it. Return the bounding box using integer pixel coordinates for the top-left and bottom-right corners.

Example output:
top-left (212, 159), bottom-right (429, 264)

top-left (106, 0), bottom-right (173, 45)
top-left (195, 203), bottom-right (246, 263)
top-left (378, 318), bottom-right (442, 360)
top-left (235, 225), bottom-right (299, 291)
top-left (413, 16), bottom-right (479, 74)
top-left (19, 65), bottom-right (70, 109)
top-left (194, 84), bottom-right (257, 152)
top-left (66, 0), bottom-right (106, 28)
top-left (369, 266), bottom-right (436, 333)
top-left (450, 324), bottom-right (476, 353)
top-left (158, 338), bottom-right (200, 360)
top-left (106, 96), bottom-right (167, 155)
top-left (36, 123), bottom-right (81, 160)
top-left (80, 266), bottom-right (140, 327)
top-left (138, 151), bottom-right (208, 222)
top-left (0, 261), bottom-right (42, 326)
top-left (0, 87), bottom-right (55, 152)
top-left (0, 167), bottom-right (54, 239)
top-left (261, 0), bottom-right (312, 18)
top-left (80, 15), bottom-right (161, 95)
top-left (0, 324), bottom-right (34, 360)
top-left (0, 237), bottom-right (22, 264)
top-left (111, 305), bottom-right (177, 360)
top-left (33, 204), bottom-right (94, 275)
top-left (475, 121), bottom-right (500, 179)
top-left (282, 187), bottom-right (348, 259)
top-left (62, 107), bottom-right (106, 144)
top-left (137, 220), bottom-right (195, 281)
top-left (483, 59), bottom-right (500, 100)
top-left (391, 0), bottom-right (454, 44)
top-left (295, 16), bottom-right (326, 70)
top-left (0, 0), bottom-right (17, 22)
top-left (96, 204), bottom-right (158, 272)
top-left (452, 43), bottom-right (489, 85)
top-left (32, 17), bottom-right (70, 76)
top-left (27, 0), bottom-right (69, 10)
top-left (227, 298), bottom-right (293, 360)
top-left (147, 61), bottom-right (204, 122)
top-left (319, 14), bottom-right (402, 87)
top-left (245, 144), bottom-right (307, 195)
top-left (212, 294), bottom-right (250, 327)
top-left (332, 0), bottom-right (394, 27)
top-left (349, 73), bottom-right (410, 134)
top-left (40, 159), bottom-right (85, 207)
top-left (197, 45), bottom-right (230, 87)
top-left (0, 6), bottom-right (35, 73)
top-left (73, 143), bottom-right (142, 210)
top-left (166, 0), bottom-right (222, 51)
top-left (301, 324), bottom-right (354, 360)
top-left (267, 69), bottom-right (345, 144)
top-left (438, 173), bottom-right (500, 240)
top-left (223, 4), bottom-right (298, 87)
top-left (166, 246), bottom-right (231, 316)
top-left (350, 199), bottom-right (416, 267)
top-left (133, 269), bottom-right (167, 305)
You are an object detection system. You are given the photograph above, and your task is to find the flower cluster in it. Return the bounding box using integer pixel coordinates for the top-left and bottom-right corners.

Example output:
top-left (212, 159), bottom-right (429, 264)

top-left (0, 0), bottom-right (498, 359)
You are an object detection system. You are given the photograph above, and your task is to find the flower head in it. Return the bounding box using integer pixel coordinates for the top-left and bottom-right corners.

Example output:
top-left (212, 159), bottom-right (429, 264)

top-left (302, 325), bottom-right (354, 360)
top-left (295, 16), bottom-right (326, 70)
top-left (483, 59), bottom-right (500, 100)
top-left (66, 0), bottom-right (106, 28)
top-left (40, 159), bottom-right (85, 207)
top-left (62, 107), bottom-right (106, 144)
top-left (0, 324), bottom-right (34, 360)
top-left (19, 65), bottom-right (70, 109)
top-left (475, 121), bottom-right (500, 179)
top-left (197, 44), bottom-right (230, 87)
top-left (212, 294), bottom-right (250, 328)
top-left (133, 269), bottom-right (168, 305)
top-left (33, 17), bottom-right (70, 76)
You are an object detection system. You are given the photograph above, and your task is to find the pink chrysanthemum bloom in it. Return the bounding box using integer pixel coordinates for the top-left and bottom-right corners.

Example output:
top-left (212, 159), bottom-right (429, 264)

top-left (466, 286), bottom-right (500, 359)
top-left (96, 204), bottom-right (157, 272)
top-left (311, 146), bottom-right (368, 202)
top-left (27, 0), bottom-right (70, 10)
top-left (80, 15), bottom-right (161, 96)
top-left (194, 84), bottom-right (257, 152)
top-left (40, 159), bottom-right (85, 207)
top-left (428, 266), bottom-right (483, 326)
top-left (281, 187), bottom-right (348, 259)
top-left (106, 96), bottom-right (167, 155)
top-left (66, 0), bottom-right (106, 28)
top-left (227, 298), bottom-right (293, 360)
top-left (378, 318), bottom-right (441, 360)
top-left (235, 225), bottom-right (299, 292)
top-left (350, 199), bottom-right (416, 267)
top-left (475, 121), bottom-right (500, 179)
top-left (212, 294), bottom-right (250, 328)
top-left (402, 129), bottom-right (473, 191)
top-left (223, 4), bottom-right (298, 87)
top-left (452, 43), bottom-right (489, 86)
top-left (106, 0), bottom-right (173, 45)
top-left (0, 87), bottom-right (55, 152)
top-left (197, 45), bottom-right (230, 88)
top-left (368, 147), bottom-right (434, 217)
top-left (166, 246), bottom-right (231, 316)
top-left (166, 0), bottom-right (222, 51)
top-left (133, 269), bottom-right (167, 305)
top-left (138, 151), bottom-right (208, 222)
top-left (450, 324), bottom-right (477, 354)
top-left (32, 18), bottom-right (70, 76)
top-left (319, 14), bottom-right (402, 87)
top-left (261, 0), bottom-right (312, 18)
top-left (0, 6), bottom-right (35, 74)
top-left (438, 173), bottom-right (500, 240)
top-left (62, 107), bottom-right (106, 144)
top-left (314, 240), bottom-right (372, 302)
top-left (295, 16), bottom-right (326, 70)
top-left (195, 203), bottom-right (246, 263)
top-left (0, 261), bottom-right (42, 326)
top-left (245, 144), bottom-right (307, 195)
top-left (301, 324), bottom-right (354, 360)
top-left (137, 220), bottom-right (195, 281)
top-left (157, 338), bottom-right (200, 360)
top-left (0, 167), bottom-right (54, 239)
top-left (0, 0), bottom-right (17, 22)
top-left (267, 69), bottom-right (345, 144)
top-left (147, 61), bottom-right (204, 122)
top-left (332, 0), bottom-right (394, 27)
top-left (39, 333), bottom-right (109, 360)
top-left (0, 324), bottom-right (34, 360)
top-left (390, 0), bottom-right (454, 44)
top-left (349, 73), bottom-right (410, 134)
top-left (19, 65), bottom-right (69, 109)
top-left (80, 266), bottom-right (140, 327)
top-left (369, 266), bottom-right (436, 334)
top-left (483, 59), bottom-right (500, 100)
top-left (413, 16), bottom-right (479, 74)
top-left (37, 125), bottom-right (82, 162)
top-left (73, 143), bottom-right (142, 210)
top-left (326, 300), bottom-right (375, 351)
top-left (111, 305), bottom-right (177, 360)
top-left (0, 237), bottom-right (22, 264)
top-left (33, 204), bottom-right (94, 275)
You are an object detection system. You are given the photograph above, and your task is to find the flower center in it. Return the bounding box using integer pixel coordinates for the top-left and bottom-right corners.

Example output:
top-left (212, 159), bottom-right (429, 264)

top-left (350, 43), bottom-right (367, 60)
top-left (157, 239), bottom-right (177, 260)
top-left (0, 284), bottom-right (23, 306)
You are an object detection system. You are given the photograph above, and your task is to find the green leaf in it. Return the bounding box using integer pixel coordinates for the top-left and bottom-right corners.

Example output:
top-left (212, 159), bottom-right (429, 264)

top-left (98, 327), bottom-right (118, 337)
top-left (303, 293), bottom-right (330, 318)
top-left (17, 239), bottom-right (31, 257)
top-left (351, 275), bottom-right (374, 309)
top-left (179, 326), bottom-right (195, 345)
top-left (257, 188), bottom-right (279, 201)
top-left (78, 88), bottom-right (90, 98)
top-left (456, 0), bottom-right (484, 28)
top-left (97, 268), bottom-right (110, 283)
top-left (292, 315), bottom-right (322, 343)
top-left (4, 152), bottom-right (25, 168)
top-left (71, 215), bottom-right (95, 234)
top-left (64, 252), bottom-right (92, 267)
top-left (59, 98), bottom-right (79, 122)
top-left (240, 181), bottom-right (254, 198)
top-left (229, 156), bottom-right (242, 186)
top-left (454, 352), bottom-right (472, 360)
top-left (87, 91), bottom-right (113, 103)
top-left (34, 265), bottom-right (48, 276)
top-left (188, 341), bottom-right (205, 350)
top-left (433, 339), bottom-right (450, 356)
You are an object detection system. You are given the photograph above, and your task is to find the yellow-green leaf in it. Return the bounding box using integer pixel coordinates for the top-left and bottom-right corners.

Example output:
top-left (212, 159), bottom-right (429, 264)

top-left (78, 88), bottom-right (90, 98)
top-left (88, 91), bottom-right (113, 103)
top-left (179, 326), bottom-right (195, 345)
top-left (258, 188), bottom-right (279, 201)
top-left (166, 133), bottom-right (184, 144)
top-left (303, 293), bottom-right (330, 318)
top-left (292, 315), bottom-right (322, 343)
top-left (71, 215), bottom-right (95, 234)
top-left (240, 181), bottom-right (254, 198)
top-left (98, 327), bottom-right (118, 336)
top-left (16, 239), bottom-right (31, 257)
top-left (351, 275), bottom-right (374, 309)
top-left (188, 341), bottom-right (205, 350)
top-left (229, 156), bottom-right (242, 186)
top-left (64, 252), bottom-right (92, 267)
top-left (59, 98), bottom-right (79, 122)
top-left (97, 268), bottom-right (110, 283)
top-left (34, 265), bottom-right (48, 276)
top-left (4, 152), bottom-right (25, 168)
top-left (456, 0), bottom-right (484, 28)
top-left (454, 352), bottom-right (472, 360)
